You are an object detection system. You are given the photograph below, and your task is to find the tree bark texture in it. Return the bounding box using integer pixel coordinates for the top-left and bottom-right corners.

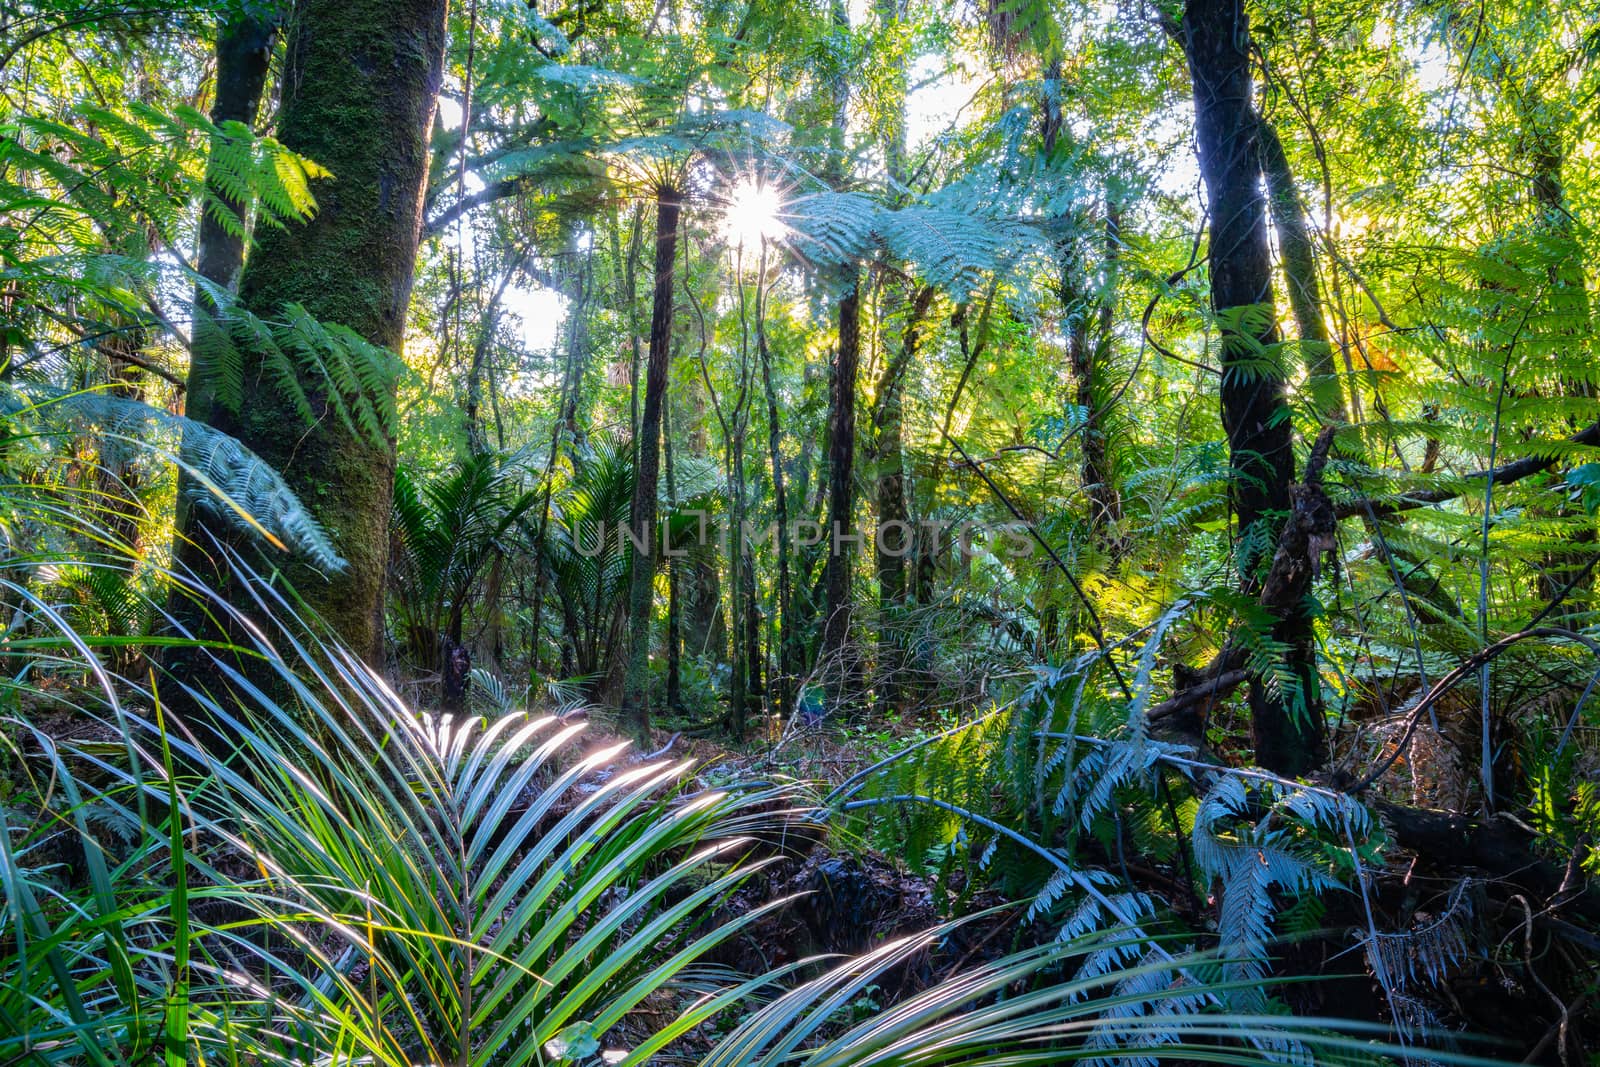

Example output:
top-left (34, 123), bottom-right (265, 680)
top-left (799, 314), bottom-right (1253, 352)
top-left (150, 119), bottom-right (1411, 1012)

top-left (620, 185), bottom-right (682, 735)
top-left (1181, 0), bottom-right (1325, 775)
top-left (819, 280), bottom-right (861, 701)
top-left (174, 0), bottom-right (447, 679)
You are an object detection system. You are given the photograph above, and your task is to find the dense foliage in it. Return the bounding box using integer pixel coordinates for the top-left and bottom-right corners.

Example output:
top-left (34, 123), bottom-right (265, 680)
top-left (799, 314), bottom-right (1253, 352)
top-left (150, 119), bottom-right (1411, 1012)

top-left (3, 0), bottom-right (1599, 1061)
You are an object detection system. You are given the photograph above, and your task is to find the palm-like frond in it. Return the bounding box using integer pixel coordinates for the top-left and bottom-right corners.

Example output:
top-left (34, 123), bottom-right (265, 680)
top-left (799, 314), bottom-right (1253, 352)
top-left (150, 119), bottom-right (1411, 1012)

top-left (543, 436), bottom-right (638, 675)
top-left (3, 550), bottom-right (1483, 1067)
top-left (782, 188), bottom-right (1049, 300)
top-left (391, 448), bottom-right (540, 668)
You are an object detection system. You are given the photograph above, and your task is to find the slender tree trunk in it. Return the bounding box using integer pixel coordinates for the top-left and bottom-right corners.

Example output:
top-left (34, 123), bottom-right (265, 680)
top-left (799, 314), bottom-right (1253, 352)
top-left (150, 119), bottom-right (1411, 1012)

top-left (758, 290), bottom-right (794, 716)
top-left (871, 0), bottom-right (913, 711)
top-left (178, 12), bottom-right (275, 530)
top-left (873, 286), bottom-right (933, 709)
top-left (625, 207), bottom-right (644, 452)
top-left (819, 280), bottom-right (861, 701)
top-left (916, 288), bottom-right (996, 607)
top-left (530, 260), bottom-right (589, 678)
top-left (1064, 203), bottom-right (1123, 542)
top-left (619, 185), bottom-right (681, 737)
top-left (1181, 0), bottom-right (1324, 775)
top-left (728, 420), bottom-right (749, 734)
top-left (192, 13), bottom-right (275, 302)
top-left (815, 0), bottom-right (859, 707)
top-left (1042, 66), bottom-right (1123, 547)
top-left (781, 360), bottom-right (826, 656)
top-left (464, 256), bottom-right (527, 454)
top-left (742, 533), bottom-right (762, 732)
top-left (1087, 204), bottom-right (1122, 536)
top-left (726, 276), bottom-right (760, 738)
top-left (664, 397), bottom-right (682, 712)
top-left (682, 379), bottom-right (726, 661)
top-left (174, 0), bottom-right (447, 676)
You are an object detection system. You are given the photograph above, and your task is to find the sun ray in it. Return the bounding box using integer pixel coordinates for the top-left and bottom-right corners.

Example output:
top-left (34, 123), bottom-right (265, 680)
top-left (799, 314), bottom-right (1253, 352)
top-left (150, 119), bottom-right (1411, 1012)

top-left (721, 178), bottom-right (787, 252)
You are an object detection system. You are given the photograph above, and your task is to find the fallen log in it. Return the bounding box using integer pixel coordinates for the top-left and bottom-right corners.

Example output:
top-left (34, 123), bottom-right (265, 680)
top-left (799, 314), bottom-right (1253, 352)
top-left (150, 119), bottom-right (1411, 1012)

top-left (1371, 799), bottom-right (1600, 924)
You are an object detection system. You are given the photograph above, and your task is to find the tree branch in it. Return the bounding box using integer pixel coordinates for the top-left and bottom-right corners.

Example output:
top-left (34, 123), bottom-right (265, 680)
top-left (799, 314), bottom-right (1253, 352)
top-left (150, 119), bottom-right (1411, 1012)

top-left (1149, 427), bottom-right (1339, 724)
top-left (1333, 418), bottom-right (1600, 520)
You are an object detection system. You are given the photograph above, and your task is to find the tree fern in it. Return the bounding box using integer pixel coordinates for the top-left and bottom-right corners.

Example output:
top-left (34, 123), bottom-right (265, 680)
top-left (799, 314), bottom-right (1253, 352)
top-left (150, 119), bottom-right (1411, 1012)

top-left (783, 188), bottom-right (1052, 302)
top-left (1190, 775), bottom-right (1366, 1016)
top-left (3, 99), bottom-right (325, 260)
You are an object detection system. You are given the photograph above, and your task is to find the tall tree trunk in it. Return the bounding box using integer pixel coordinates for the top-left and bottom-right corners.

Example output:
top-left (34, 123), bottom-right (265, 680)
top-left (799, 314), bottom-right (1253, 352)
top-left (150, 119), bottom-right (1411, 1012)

top-left (619, 185), bottom-right (682, 737)
top-left (816, 0), bottom-right (859, 706)
top-left (742, 532), bottom-right (762, 732)
top-left (682, 380), bottom-right (726, 661)
top-left (758, 290), bottom-right (794, 716)
top-left (726, 275), bottom-right (759, 738)
top-left (1065, 202), bottom-right (1123, 543)
top-left (192, 13), bottom-right (275, 303)
top-left (873, 286), bottom-right (933, 709)
top-left (664, 397), bottom-right (682, 712)
top-left (871, 0), bottom-right (916, 711)
top-left (174, 0), bottom-right (447, 676)
top-left (624, 206), bottom-right (644, 453)
top-left (1042, 63), bottom-right (1123, 547)
top-left (1181, 0), bottom-right (1324, 775)
top-left (530, 259), bottom-right (589, 678)
top-left (819, 280), bottom-right (861, 701)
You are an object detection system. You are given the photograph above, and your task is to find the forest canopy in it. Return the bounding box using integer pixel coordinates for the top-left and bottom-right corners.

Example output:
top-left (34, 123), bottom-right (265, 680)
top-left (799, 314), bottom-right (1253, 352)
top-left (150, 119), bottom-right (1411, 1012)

top-left (3, 0), bottom-right (1600, 1062)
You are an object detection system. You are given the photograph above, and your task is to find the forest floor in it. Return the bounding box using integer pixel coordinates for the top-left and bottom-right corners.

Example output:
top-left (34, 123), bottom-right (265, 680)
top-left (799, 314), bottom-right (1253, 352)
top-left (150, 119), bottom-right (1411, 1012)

top-left (564, 710), bottom-right (1591, 1061)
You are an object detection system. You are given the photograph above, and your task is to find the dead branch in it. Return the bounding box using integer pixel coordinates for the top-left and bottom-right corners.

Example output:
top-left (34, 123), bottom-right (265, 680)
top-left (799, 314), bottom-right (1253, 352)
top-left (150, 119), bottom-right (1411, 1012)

top-left (1332, 418), bottom-right (1600, 521)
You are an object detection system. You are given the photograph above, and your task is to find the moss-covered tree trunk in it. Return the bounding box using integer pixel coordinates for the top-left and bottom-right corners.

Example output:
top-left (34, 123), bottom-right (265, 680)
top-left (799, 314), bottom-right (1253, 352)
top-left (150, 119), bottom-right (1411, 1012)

top-left (1182, 0), bottom-right (1325, 776)
top-left (619, 185), bottom-right (682, 737)
top-left (174, 0), bottom-right (447, 674)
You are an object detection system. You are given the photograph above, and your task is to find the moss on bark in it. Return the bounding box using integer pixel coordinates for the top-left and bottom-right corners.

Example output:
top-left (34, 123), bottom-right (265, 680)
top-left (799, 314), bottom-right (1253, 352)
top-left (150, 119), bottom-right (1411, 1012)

top-left (175, 0), bottom-right (447, 677)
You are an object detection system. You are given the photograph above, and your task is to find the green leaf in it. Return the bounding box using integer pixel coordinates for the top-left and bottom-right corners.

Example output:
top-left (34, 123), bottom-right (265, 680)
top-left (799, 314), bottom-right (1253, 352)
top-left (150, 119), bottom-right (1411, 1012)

top-left (1568, 462), bottom-right (1600, 513)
